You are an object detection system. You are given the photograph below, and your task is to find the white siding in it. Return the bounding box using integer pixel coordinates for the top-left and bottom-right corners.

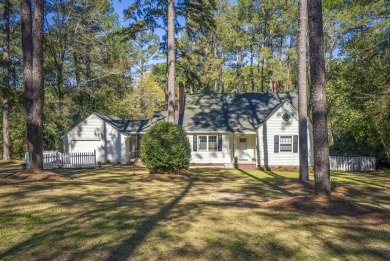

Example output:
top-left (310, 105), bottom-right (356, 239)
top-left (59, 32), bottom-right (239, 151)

top-left (256, 103), bottom-right (314, 167)
top-left (64, 114), bottom-right (127, 163)
top-left (189, 134), bottom-right (232, 164)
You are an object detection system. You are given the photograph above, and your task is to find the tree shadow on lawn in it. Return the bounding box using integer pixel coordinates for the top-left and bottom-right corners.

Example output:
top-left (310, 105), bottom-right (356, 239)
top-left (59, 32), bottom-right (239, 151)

top-left (0, 195), bottom-right (148, 260)
top-left (305, 218), bottom-right (390, 259)
top-left (332, 172), bottom-right (390, 189)
top-left (236, 169), bottom-right (390, 217)
top-left (1, 167), bottom-right (389, 260)
top-left (105, 178), bottom-right (194, 260)
top-left (237, 169), bottom-right (297, 197)
top-left (0, 170), bottom-right (191, 260)
top-left (99, 168), bottom-right (305, 260)
top-left (337, 185), bottom-right (390, 211)
top-left (253, 207), bottom-right (390, 260)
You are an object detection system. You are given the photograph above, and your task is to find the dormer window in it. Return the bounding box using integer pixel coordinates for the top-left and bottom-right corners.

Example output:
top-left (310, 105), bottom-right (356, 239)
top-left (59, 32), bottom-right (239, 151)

top-left (282, 113), bottom-right (291, 122)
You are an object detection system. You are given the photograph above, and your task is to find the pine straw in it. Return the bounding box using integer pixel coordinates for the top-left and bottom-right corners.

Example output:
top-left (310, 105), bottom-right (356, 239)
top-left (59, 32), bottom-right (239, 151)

top-left (262, 178), bottom-right (389, 222)
top-left (276, 178), bottom-right (350, 197)
top-left (0, 169), bottom-right (70, 185)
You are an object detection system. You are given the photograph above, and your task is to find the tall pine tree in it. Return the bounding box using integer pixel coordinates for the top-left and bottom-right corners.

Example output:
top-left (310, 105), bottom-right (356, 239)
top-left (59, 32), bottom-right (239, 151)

top-left (21, 0), bottom-right (44, 170)
top-left (308, 0), bottom-right (331, 196)
top-left (2, 0), bottom-right (11, 160)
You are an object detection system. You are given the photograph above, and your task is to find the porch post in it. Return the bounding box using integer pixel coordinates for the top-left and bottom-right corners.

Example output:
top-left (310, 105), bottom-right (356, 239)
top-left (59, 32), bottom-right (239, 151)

top-left (232, 133), bottom-right (235, 162)
top-left (135, 134), bottom-right (138, 158)
top-left (127, 134), bottom-right (133, 159)
top-left (256, 131), bottom-right (261, 168)
top-left (124, 137), bottom-right (128, 163)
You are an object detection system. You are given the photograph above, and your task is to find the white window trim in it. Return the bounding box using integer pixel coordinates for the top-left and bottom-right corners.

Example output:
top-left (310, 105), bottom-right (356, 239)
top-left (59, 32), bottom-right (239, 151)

top-left (279, 135), bottom-right (293, 153)
top-left (198, 135), bottom-right (218, 152)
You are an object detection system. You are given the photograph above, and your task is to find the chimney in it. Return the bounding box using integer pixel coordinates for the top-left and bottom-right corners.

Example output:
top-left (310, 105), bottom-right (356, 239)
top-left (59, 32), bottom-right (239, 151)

top-left (273, 82), bottom-right (279, 93)
top-left (178, 82), bottom-right (185, 115)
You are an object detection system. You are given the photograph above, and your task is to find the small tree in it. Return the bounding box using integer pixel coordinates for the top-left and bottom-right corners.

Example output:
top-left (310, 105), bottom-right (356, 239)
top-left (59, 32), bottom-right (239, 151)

top-left (140, 122), bottom-right (191, 174)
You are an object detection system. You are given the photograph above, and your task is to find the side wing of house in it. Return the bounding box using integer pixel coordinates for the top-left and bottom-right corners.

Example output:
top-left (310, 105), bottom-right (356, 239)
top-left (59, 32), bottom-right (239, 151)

top-left (63, 114), bottom-right (127, 163)
top-left (257, 102), bottom-right (314, 167)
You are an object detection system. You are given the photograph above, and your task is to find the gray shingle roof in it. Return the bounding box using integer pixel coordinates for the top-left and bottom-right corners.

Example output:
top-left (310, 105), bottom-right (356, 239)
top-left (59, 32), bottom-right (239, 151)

top-left (93, 92), bottom-right (298, 134)
top-left (93, 113), bottom-right (127, 131)
top-left (182, 92), bottom-right (298, 133)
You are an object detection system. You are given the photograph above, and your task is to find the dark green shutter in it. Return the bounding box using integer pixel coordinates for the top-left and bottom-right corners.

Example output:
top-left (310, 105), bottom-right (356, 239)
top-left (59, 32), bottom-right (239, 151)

top-left (293, 135), bottom-right (298, 153)
top-left (193, 135), bottom-right (197, 151)
top-left (274, 135), bottom-right (279, 153)
top-left (218, 135), bottom-right (222, 151)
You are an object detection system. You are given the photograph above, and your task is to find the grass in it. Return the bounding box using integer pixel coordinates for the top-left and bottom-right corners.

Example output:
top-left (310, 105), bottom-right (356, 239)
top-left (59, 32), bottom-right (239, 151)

top-left (0, 166), bottom-right (389, 260)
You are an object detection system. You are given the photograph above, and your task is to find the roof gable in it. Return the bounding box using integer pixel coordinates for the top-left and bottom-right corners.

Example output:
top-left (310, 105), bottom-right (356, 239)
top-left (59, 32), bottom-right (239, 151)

top-left (256, 100), bottom-right (299, 128)
top-left (64, 113), bottom-right (104, 138)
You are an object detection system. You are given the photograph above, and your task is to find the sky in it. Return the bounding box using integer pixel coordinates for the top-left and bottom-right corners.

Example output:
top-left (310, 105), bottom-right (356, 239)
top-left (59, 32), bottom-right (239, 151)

top-left (111, 0), bottom-right (180, 67)
top-left (112, 0), bottom-right (129, 25)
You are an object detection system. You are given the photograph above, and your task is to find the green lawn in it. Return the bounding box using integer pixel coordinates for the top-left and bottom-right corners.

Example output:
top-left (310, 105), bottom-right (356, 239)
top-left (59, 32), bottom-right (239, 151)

top-left (0, 167), bottom-right (388, 260)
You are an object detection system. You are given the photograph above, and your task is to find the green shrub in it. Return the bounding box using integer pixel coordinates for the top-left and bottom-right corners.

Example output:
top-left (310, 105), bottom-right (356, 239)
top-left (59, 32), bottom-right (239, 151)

top-left (140, 121), bottom-right (191, 174)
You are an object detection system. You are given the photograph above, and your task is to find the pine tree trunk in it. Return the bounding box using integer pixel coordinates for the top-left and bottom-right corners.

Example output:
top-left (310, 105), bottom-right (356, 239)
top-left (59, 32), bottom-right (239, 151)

top-left (22, 0), bottom-right (44, 170)
top-left (268, 77), bottom-right (273, 93)
top-left (73, 52), bottom-right (81, 89)
top-left (2, 0), bottom-right (11, 160)
top-left (167, 0), bottom-right (176, 123)
top-left (261, 60), bottom-right (264, 93)
top-left (298, 0), bottom-right (309, 181)
top-left (308, 0), bottom-right (331, 196)
top-left (250, 42), bottom-right (254, 92)
top-left (32, 0), bottom-right (44, 170)
top-left (21, 0), bottom-right (34, 166)
top-left (213, 42), bottom-right (218, 93)
top-left (235, 49), bottom-right (241, 92)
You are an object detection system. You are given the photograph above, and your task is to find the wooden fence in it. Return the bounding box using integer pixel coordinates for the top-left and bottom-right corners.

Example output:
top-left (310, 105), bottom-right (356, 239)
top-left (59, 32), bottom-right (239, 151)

top-left (329, 156), bottom-right (376, 172)
top-left (26, 151), bottom-right (96, 169)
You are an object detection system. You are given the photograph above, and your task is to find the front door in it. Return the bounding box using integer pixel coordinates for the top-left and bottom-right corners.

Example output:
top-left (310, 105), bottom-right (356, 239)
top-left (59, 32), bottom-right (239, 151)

top-left (236, 137), bottom-right (250, 160)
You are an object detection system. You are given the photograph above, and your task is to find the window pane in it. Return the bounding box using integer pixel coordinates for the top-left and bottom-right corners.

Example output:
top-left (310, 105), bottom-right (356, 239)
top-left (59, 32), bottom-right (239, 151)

top-left (208, 136), bottom-right (217, 151)
top-left (280, 136), bottom-right (292, 152)
top-left (199, 136), bottom-right (207, 151)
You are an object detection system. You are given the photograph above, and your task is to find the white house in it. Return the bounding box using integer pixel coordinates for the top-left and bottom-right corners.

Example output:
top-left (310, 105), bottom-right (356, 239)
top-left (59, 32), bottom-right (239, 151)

top-left (63, 89), bottom-right (313, 168)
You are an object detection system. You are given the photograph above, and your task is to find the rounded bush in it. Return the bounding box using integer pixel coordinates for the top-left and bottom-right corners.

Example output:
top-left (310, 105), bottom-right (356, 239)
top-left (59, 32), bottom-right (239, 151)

top-left (140, 121), bottom-right (191, 174)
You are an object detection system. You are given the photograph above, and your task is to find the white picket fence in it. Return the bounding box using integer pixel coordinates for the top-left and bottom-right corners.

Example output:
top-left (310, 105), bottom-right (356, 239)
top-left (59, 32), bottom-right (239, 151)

top-left (329, 156), bottom-right (376, 172)
top-left (26, 151), bottom-right (96, 169)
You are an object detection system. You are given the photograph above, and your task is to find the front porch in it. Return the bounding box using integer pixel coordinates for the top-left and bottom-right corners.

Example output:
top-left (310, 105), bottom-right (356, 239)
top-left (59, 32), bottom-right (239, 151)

top-left (125, 132), bottom-right (259, 168)
top-left (232, 133), bottom-right (257, 167)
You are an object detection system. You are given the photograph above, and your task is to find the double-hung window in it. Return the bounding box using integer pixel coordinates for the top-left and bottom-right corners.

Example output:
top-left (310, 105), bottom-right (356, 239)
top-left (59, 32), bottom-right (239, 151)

top-left (280, 136), bottom-right (292, 152)
top-left (198, 136), bottom-right (208, 151)
top-left (274, 135), bottom-right (298, 153)
top-left (196, 135), bottom-right (219, 151)
top-left (208, 136), bottom-right (217, 151)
